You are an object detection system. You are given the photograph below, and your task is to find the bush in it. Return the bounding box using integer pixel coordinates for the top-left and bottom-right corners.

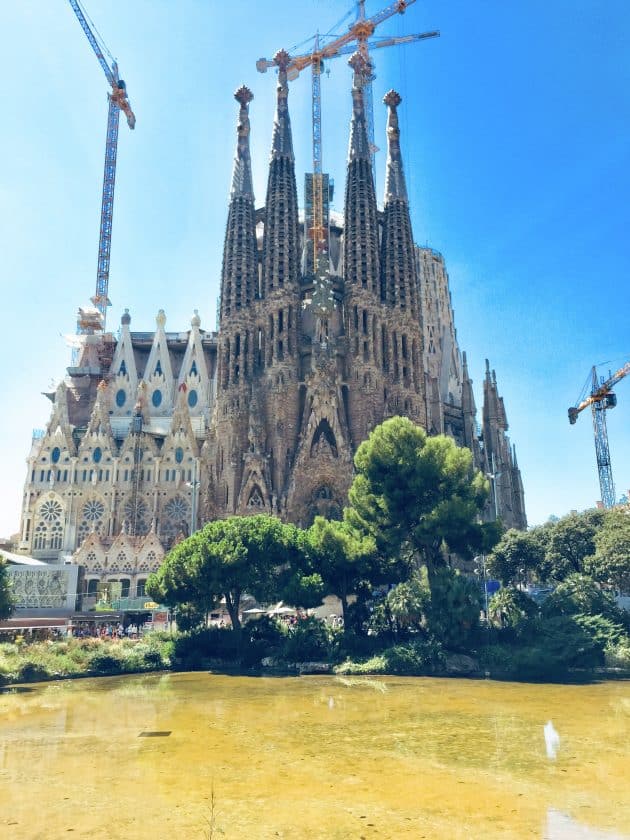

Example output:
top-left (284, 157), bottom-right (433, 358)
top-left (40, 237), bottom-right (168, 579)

top-left (173, 627), bottom-right (240, 665)
top-left (335, 638), bottom-right (444, 676)
top-left (280, 617), bottom-right (331, 663)
top-left (17, 662), bottom-right (50, 682)
top-left (88, 652), bottom-right (121, 674)
top-left (604, 641), bottom-right (630, 669)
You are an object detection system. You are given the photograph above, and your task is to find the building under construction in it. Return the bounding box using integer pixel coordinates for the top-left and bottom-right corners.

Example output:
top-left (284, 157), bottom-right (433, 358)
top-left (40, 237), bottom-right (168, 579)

top-left (16, 45), bottom-right (526, 597)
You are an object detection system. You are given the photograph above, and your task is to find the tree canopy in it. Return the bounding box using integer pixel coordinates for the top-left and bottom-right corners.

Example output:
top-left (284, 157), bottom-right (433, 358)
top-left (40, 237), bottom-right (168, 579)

top-left (542, 509), bottom-right (604, 581)
top-left (347, 417), bottom-right (494, 575)
top-left (302, 517), bottom-right (378, 627)
top-left (486, 529), bottom-right (545, 585)
top-left (147, 514), bottom-right (298, 638)
top-left (585, 508), bottom-right (630, 592)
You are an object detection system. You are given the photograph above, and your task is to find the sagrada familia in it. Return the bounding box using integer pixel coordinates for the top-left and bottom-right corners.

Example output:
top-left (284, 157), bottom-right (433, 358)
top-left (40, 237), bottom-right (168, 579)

top-left (16, 50), bottom-right (526, 596)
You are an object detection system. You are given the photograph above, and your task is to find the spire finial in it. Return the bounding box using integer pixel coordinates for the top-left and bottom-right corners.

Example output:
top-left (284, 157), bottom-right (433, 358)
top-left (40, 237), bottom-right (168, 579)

top-left (234, 85), bottom-right (253, 107)
top-left (269, 49), bottom-right (294, 160)
top-left (273, 49), bottom-right (291, 72)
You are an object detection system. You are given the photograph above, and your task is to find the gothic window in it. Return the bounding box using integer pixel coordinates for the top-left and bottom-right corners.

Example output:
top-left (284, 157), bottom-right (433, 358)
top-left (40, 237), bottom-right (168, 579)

top-left (33, 521), bottom-right (48, 550)
top-left (247, 487), bottom-right (265, 508)
top-left (175, 447), bottom-right (184, 464)
top-left (116, 389), bottom-right (127, 407)
top-left (123, 498), bottom-right (149, 535)
top-left (85, 552), bottom-right (97, 569)
top-left (190, 360), bottom-right (198, 376)
top-left (50, 521), bottom-right (63, 550)
top-left (51, 447), bottom-right (61, 464)
top-left (136, 579), bottom-right (147, 597)
top-left (152, 389), bottom-right (162, 408)
top-left (93, 447), bottom-right (103, 463)
top-left (146, 550), bottom-right (158, 568)
top-left (119, 360), bottom-right (127, 375)
top-left (155, 360), bottom-right (162, 376)
top-left (188, 389), bottom-right (198, 408)
top-left (86, 578), bottom-right (99, 596)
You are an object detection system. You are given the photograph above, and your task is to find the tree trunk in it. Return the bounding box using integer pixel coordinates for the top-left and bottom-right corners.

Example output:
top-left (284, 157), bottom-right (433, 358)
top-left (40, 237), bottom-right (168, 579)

top-left (224, 592), bottom-right (242, 649)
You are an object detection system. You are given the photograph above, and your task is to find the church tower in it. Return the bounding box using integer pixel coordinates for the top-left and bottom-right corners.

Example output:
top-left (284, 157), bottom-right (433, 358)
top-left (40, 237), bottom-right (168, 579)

top-left (481, 360), bottom-right (527, 529)
top-left (214, 85), bottom-right (259, 514)
top-left (378, 89), bottom-right (425, 429)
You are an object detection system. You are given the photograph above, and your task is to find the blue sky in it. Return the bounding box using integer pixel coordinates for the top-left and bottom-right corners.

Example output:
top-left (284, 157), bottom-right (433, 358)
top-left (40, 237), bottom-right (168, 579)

top-left (1, 0), bottom-right (629, 537)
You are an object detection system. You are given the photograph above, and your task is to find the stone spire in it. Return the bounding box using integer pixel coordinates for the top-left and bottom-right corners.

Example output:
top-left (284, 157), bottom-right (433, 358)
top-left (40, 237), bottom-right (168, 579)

top-left (261, 49), bottom-right (300, 295)
top-left (220, 86), bottom-right (258, 322)
top-left (343, 52), bottom-right (379, 294)
top-left (383, 90), bottom-right (408, 203)
top-left (380, 90), bottom-right (418, 313)
top-left (482, 361), bottom-right (527, 529)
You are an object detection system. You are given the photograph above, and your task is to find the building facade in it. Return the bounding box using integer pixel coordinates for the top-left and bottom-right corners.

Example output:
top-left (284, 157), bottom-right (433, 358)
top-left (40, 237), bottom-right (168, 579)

top-left (16, 51), bottom-right (526, 587)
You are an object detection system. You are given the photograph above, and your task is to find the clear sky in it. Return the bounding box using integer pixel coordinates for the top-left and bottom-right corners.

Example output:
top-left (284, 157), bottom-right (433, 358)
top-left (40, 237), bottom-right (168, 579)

top-left (1, 0), bottom-right (629, 538)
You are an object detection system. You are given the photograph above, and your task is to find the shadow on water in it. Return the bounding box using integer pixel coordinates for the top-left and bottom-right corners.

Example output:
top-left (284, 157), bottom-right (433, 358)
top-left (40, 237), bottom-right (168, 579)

top-left (0, 685), bottom-right (35, 694)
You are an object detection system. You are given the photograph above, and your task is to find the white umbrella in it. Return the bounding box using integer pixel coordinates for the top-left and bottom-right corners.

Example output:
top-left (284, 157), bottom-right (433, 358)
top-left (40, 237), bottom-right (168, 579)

top-left (269, 605), bottom-right (296, 616)
top-left (243, 608), bottom-right (266, 615)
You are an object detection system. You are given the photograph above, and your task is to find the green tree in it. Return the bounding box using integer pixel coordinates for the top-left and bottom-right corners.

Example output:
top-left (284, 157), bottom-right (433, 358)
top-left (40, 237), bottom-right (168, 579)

top-left (348, 417), bottom-right (493, 590)
top-left (488, 586), bottom-right (538, 628)
top-left (486, 528), bottom-right (545, 585)
top-left (584, 508), bottom-right (630, 592)
top-left (148, 514), bottom-right (295, 643)
top-left (542, 509), bottom-right (605, 581)
top-left (386, 569), bottom-right (431, 634)
top-left (0, 557), bottom-right (15, 620)
top-left (303, 517), bottom-right (378, 628)
top-left (542, 573), bottom-right (621, 621)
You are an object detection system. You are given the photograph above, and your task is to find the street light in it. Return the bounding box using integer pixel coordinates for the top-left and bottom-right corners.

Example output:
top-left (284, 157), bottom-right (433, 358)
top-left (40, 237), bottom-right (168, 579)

top-left (473, 554), bottom-right (490, 625)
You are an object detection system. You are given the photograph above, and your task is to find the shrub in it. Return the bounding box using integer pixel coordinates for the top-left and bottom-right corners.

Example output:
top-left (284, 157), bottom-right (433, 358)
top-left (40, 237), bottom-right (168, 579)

top-left (335, 638), bottom-right (444, 676)
top-left (18, 662), bottom-right (50, 682)
top-left (604, 641), bottom-right (630, 669)
top-left (88, 652), bottom-right (121, 674)
top-left (280, 617), bottom-right (330, 662)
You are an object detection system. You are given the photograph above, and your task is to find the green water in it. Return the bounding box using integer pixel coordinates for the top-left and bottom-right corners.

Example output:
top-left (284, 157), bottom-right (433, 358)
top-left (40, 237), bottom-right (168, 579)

top-left (1, 673), bottom-right (629, 839)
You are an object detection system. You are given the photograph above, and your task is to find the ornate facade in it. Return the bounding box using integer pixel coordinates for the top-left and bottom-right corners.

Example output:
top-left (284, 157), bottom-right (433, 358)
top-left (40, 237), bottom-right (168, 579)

top-left (17, 52), bottom-right (526, 586)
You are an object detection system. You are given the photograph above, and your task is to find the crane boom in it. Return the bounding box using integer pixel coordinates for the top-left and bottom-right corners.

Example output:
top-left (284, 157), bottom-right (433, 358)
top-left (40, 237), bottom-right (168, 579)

top-left (568, 361), bottom-right (630, 509)
top-left (68, 0), bottom-right (135, 333)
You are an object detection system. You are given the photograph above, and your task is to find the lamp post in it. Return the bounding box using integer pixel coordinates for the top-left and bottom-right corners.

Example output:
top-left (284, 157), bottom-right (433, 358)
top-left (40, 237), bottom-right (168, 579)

top-left (474, 554), bottom-right (490, 624)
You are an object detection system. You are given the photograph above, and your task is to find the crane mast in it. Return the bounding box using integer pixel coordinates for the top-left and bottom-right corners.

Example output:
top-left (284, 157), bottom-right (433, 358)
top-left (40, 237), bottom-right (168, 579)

top-left (256, 0), bottom-right (438, 289)
top-left (568, 360), bottom-right (630, 508)
top-left (68, 0), bottom-right (135, 333)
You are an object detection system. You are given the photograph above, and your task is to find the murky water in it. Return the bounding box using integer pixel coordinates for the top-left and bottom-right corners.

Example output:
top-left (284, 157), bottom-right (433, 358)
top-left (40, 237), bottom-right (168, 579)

top-left (1, 673), bottom-right (629, 839)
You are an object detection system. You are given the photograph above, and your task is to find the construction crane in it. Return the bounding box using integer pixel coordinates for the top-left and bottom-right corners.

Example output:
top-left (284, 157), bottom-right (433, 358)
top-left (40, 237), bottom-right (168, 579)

top-left (257, 0), bottom-right (438, 286)
top-left (68, 0), bottom-right (135, 333)
top-left (568, 360), bottom-right (630, 508)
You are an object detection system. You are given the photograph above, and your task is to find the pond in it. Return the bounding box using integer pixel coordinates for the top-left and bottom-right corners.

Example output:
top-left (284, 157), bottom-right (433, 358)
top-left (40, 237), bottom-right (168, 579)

top-left (1, 673), bottom-right (629, 839)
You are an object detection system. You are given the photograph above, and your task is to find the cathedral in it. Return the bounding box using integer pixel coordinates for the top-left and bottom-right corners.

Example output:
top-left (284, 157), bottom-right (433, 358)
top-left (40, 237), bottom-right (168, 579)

top-left (16, 50), bottom-right (526, 598)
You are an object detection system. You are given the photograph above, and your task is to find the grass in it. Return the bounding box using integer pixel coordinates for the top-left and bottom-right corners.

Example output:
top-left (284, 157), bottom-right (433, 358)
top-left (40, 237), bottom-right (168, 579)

top-left (0, 634), bottom-right (174, 686)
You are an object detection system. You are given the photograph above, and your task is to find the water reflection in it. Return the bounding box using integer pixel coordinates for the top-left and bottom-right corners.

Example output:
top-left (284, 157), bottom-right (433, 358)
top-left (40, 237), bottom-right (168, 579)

top-left (544, 720), bottom-right (561, 759)
top-left (1, 674), bottom-right (629, 839)
top-left (546, 809), bottom-right (629, 839)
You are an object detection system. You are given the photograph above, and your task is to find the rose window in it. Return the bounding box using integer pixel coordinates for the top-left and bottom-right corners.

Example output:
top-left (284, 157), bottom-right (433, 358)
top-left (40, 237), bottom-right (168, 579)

top-left (39, 499), bottom-right (62, 522)
top-left (82, 499), bottom-right (105, 522)
top-left (164, 496), bottom-right (189, 522)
